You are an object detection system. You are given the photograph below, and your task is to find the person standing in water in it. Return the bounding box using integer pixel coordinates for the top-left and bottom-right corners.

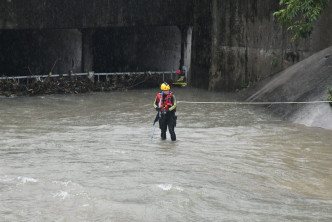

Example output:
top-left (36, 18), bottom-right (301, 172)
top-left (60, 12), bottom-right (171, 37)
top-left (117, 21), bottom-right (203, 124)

top-left (153, 82), bottom-right (177, 141)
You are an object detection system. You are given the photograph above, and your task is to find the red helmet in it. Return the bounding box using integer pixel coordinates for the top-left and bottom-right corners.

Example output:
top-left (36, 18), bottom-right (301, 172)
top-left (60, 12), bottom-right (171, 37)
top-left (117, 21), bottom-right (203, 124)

top-left (176, 69), bottom-right (181, 75)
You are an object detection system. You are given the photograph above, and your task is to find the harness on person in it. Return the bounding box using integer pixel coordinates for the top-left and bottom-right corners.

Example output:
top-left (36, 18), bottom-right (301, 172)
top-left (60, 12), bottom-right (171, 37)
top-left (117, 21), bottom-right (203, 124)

top-left (157, 91), bottom-right (173, 111)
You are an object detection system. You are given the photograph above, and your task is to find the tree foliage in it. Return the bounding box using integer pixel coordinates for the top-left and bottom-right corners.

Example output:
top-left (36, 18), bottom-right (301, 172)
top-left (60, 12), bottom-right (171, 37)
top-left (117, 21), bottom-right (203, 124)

top-left (273, 0), bottom-right (330, 41)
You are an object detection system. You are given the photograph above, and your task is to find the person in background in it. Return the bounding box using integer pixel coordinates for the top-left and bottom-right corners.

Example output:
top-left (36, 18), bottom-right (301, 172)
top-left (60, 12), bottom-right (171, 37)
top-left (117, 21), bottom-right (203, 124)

top-left (153, 82), bottom-right (177, 141)
top-left (175, 67), bottom-right (186, 84)
top-left (176, 69), bottom-right (182, 77)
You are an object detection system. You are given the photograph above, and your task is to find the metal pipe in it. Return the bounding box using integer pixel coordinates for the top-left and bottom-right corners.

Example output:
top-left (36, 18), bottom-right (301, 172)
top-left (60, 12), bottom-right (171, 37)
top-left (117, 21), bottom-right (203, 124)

top-left (0, 71), bottom-right (175, 80)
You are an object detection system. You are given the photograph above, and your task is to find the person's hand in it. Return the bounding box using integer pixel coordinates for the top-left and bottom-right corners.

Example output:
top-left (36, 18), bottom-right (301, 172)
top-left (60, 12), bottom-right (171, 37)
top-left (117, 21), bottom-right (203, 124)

top-left (162, 110), bottom-right (169, 114)
top-left (156, 107), bottom-right (161, 111)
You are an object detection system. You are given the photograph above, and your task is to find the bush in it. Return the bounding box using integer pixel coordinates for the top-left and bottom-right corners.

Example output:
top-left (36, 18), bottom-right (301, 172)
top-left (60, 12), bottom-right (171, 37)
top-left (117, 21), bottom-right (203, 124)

top-left (274, 0), bottom-right (330, 41)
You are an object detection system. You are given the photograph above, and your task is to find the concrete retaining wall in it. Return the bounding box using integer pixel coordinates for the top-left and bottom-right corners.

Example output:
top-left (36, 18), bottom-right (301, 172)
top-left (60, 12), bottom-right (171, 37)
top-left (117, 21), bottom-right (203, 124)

top-left (247, 46), bottom-right (332, 130)
top-left (0, 0), bottom-right (193, 29)
top-left (190, 0), bottom-right (332, 91)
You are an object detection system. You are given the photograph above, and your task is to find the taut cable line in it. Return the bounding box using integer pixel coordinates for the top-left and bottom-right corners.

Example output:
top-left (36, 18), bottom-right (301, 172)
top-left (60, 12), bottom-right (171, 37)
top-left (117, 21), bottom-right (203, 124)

top-left (178, 101), bottom-right (331, 105)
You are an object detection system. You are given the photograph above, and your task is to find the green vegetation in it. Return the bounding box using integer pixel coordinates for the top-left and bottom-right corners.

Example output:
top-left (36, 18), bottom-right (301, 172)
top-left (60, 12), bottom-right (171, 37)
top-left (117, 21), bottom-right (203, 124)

top-left (273, 0), bottom-right (330, 41)
top-left (235, 81), bottom-right (253, 92)
top-left (270, 57), bottom-right (277, 67)
top-left (241, 81), bottom-right (252, 89)
top-left (328, 86), bottom-right (332, 106)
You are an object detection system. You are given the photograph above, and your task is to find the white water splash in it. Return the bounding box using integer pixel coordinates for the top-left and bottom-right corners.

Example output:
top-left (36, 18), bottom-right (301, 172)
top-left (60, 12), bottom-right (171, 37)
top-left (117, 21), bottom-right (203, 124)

top-left (18, 177), bottom-right (38, 183)
top-left (157, 184), bottom-right (172, 191)
top-left (52, 180), bottom-right (73, 186)
top-left (53, 191), bottom-right (69, 200)
top-left (156, 184), bottom-right (184, 192)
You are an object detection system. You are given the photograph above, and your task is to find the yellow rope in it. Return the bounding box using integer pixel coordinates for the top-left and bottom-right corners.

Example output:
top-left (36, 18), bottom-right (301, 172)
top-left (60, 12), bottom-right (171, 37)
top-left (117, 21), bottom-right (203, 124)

top-left (178, 101), bottom-right (331, 105)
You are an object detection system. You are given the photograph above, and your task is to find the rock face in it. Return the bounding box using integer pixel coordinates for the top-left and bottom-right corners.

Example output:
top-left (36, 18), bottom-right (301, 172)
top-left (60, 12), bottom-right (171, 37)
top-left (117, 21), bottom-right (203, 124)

top-left (247, 46), bottom-right (332, 130)
top-left (190, 0), bottom-right (332, 91)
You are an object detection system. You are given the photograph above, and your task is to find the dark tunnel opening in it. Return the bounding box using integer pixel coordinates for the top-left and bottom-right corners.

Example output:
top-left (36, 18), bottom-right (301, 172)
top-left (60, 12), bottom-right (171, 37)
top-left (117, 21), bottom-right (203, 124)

top-left (0, 26), bottom-right (192, 77)
top-left (92, 26), bottom-right (182, 73)
top-left (0, 29), bottom-right (82, 76)
top-left (0, 30), bottom-right (43, 76)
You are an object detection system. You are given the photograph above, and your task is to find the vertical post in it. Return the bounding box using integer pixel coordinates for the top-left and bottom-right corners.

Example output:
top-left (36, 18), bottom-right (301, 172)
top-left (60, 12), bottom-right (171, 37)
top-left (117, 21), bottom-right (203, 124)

top-left (88, 71), bottom-right (95, 83)
top-left (178, 25), bottom-right (192, 84)
top-left (82, 29), bottom-right (94, 73)
top-left (184, 26), bottom-right (192, 84)
top-left (179, 25), bottom-right (188, 71)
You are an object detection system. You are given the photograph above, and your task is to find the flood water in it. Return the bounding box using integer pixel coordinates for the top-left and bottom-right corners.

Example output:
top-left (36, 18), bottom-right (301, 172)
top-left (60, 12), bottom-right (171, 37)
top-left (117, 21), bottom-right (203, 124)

top-left (1, 88), bottom-right (332, 221)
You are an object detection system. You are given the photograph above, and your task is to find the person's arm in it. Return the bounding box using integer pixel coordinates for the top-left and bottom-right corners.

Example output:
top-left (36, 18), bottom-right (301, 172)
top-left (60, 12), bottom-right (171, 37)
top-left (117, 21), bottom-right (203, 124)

top-left (169, 95), bottom-right (177, 111)
top-left (153, 96), bottom-right (158, 109)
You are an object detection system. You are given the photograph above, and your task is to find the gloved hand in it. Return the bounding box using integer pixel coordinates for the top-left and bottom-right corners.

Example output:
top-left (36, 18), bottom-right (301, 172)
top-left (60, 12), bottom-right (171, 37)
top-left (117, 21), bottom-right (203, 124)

top-left (155, 107), bottom-right (161, 111)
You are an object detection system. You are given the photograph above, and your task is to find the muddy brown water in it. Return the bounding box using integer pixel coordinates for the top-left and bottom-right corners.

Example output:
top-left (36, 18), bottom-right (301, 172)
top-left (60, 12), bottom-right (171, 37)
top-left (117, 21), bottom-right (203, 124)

top-left (1, 88), bottom-right (331, 221)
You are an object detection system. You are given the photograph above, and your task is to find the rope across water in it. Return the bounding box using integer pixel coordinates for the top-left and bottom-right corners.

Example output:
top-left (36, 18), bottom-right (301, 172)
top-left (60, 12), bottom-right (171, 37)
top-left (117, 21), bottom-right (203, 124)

top-left (177, 101), bottom-right (331, 105)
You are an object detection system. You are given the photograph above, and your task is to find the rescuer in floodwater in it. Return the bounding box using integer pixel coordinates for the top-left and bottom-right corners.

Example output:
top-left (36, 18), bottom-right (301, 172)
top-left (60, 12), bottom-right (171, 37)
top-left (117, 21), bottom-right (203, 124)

top-left (153, 82), bottom-right (177, 141)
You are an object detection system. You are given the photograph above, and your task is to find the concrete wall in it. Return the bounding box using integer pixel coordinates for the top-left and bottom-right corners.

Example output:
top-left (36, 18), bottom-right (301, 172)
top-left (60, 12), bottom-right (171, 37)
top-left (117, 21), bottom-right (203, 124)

top-left (0, 0), bottom-right (193, 75)
top-left (1, 0), bottom-right (331, 88)
top-left (189, 0), bottom-right (213, 89)
top-left (0, 0), bottom-right (193, 29)
top-left (190, 0), bottom-right (332, 91)
top-left (247, 46), bottom-right (332, 130)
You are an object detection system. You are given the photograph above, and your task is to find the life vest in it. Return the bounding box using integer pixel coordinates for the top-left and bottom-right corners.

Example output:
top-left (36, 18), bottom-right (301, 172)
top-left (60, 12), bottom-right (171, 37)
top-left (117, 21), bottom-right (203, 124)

top-left (157, 91), bottom-right (173, 111)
